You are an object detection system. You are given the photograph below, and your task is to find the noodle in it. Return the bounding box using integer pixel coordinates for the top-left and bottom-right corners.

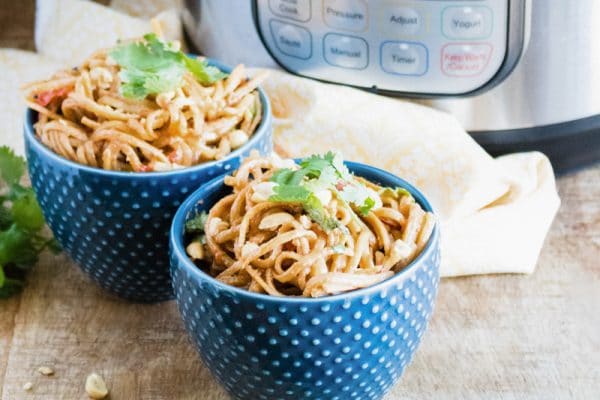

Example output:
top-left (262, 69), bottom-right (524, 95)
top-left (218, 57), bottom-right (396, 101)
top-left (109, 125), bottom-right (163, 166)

top-left (185, 153), bottom-right (436, 297)
top-left (23, 38), bottom-right (267, 172)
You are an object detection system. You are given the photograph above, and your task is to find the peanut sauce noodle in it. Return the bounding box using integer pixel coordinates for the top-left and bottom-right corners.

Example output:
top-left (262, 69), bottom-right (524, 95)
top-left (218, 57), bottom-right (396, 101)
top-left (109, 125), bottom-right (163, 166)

top-left (23, 36), bottom-right (267, 172)
top-left (186, 154), bottom-right (436, 297)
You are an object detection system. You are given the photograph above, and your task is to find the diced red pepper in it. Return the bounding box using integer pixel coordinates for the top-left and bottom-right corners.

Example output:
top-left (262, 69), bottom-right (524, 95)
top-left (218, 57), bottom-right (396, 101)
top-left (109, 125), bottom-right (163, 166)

top-left (336, 181), bottom-right (347, 191)
top-left (168, 149), bottom-right (182, 163)
top-left (34, 87), bottom-right (71, 106)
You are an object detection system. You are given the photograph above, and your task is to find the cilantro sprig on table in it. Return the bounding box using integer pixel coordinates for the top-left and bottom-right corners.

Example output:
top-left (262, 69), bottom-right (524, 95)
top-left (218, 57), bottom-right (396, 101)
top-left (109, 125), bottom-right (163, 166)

top-left (109, 33), bottom-right (228, 100)
top-left (268, 152), bottom-right (379, 231)
top-left (0, 147), bottom-right (59, 298)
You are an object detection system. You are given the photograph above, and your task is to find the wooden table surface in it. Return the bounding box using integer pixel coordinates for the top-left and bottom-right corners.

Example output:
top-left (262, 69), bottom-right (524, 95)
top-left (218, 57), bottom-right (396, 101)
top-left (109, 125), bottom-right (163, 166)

top-left (1, 2), bottom-right (599, 399)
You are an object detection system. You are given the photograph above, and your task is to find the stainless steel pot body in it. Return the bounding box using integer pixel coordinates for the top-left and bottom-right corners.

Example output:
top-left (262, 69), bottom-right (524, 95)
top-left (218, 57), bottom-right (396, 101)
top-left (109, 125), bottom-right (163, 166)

top-left (184, 0), bottom-right (600, 132)
top-left (432, 0), bottom-right (600, 132)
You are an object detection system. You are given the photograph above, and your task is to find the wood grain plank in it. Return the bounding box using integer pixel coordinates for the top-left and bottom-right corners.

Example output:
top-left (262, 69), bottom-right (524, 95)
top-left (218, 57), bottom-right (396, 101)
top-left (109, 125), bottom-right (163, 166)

top-left (0, 297), bottom-right (20, 398)
top-left (0, 0), bottom-right (33, 386)
top-left (2, 252), bottom-right (228, 400)
top-left (0, 1), bottom-right (598, 398)
top-left (0, 166), bottom-right (597, 399)
top-left (0, 0), bottom-right (35, 51)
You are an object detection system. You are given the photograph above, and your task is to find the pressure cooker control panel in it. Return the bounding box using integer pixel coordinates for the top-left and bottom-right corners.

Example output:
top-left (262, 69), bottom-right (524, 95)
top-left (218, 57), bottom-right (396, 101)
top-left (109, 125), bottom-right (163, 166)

top-left (253, 0), bottom-right (519, 96)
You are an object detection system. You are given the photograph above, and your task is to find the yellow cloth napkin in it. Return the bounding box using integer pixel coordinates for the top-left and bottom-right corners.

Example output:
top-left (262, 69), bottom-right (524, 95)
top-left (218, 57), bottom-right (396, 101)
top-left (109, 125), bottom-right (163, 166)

top-left (259, 71), bottom-right (560, 276)
top-left (0, 0), bottom-right (560, 277)
top-left (0, 49), bottom-right (63, 155)
top-left (109, 0), bottom-right (183, 18)
top-left (35, 0), bottom-right (182, 64)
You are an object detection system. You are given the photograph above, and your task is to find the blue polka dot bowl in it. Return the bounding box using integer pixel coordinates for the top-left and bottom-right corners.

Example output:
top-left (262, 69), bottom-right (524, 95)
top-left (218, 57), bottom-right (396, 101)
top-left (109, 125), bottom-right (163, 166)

top-left (170, 161), bottom-right (441, 399)
top-left (23, 61), bottom-right (272, 302)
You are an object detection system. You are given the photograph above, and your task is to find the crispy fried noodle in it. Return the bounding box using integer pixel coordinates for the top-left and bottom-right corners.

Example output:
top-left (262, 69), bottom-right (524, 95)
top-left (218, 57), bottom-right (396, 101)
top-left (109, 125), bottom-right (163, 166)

top-left (23, 35), bottom-right (267, 172)
top-left (185, 153), bottom-right (436, 298)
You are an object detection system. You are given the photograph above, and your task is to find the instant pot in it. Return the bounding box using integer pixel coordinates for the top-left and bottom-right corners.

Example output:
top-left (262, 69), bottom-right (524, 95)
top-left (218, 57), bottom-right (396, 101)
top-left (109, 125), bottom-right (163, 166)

top-left (183, 0), bottom-right (600, 172)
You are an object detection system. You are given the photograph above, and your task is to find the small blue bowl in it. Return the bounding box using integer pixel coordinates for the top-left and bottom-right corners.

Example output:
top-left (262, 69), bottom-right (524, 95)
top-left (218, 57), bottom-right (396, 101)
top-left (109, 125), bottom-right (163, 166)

top-left (170, 161), bottom-right (441, 400)
top-left (24, 60), bottom-right (273, 302)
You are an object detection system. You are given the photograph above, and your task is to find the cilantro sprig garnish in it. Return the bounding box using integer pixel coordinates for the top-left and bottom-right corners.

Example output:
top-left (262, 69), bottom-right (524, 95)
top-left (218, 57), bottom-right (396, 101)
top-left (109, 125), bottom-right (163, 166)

top-left (185, 211), bottom-right (208, 235)
top-left (109, 33), bottom-right (228, 100)
top-left (269, 169), bottom-right (340, 231)
top-left (185, 210), bottom-right (209, 246)
top-left (0, 147), bottom-right (60, 298)
top-left (267, 152), bottom-right (379, 231)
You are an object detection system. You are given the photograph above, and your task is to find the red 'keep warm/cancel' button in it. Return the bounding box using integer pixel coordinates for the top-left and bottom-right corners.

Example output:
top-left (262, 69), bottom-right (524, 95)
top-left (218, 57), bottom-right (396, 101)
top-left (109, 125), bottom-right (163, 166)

top-left (441, 43), bottom-right (492, 76)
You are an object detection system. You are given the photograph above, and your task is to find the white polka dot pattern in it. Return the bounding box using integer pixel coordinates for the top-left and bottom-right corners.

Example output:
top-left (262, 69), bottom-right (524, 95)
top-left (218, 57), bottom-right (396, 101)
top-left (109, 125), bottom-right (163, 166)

top-left (24, 108), bottom-right (273, 302)
top-left (172, 245), bottom-right (439, 400)
top-left (170, 161), bottom-right (441, 399)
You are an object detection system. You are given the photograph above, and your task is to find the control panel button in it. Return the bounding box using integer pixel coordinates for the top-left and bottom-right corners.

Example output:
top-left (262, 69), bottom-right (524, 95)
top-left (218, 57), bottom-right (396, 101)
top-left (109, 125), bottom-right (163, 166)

top-left (441, 43), bottom-right (493, 76)
top-left (323, 0), bottom-right (368, 32)
top-left (323, 33), bottom-right (368, 69)
top-left (442, 6), bottom-right (493, 39)
top-left (381, 41), bottom-right (428, 76)
top-left (383, 6), bottom-right (423, 35)
top-left (268, 0), bottom-right (311, 22)
top-left (269, 20), bottom-right (312, 59)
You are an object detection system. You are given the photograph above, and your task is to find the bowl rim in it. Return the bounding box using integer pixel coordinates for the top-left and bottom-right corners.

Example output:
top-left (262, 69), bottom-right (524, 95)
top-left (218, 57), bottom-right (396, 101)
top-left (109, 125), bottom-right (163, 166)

top-left (23, 58), bottom-right (272, 179)
top-left (170, 160), bottom-right (440, 304)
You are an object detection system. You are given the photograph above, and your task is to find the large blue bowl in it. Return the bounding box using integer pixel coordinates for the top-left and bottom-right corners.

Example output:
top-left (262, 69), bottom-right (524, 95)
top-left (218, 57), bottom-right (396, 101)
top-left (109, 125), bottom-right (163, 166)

top-left (170, 161), bottom-right (441, 400)
top-left (23, 60), bottom-right (273, 302)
